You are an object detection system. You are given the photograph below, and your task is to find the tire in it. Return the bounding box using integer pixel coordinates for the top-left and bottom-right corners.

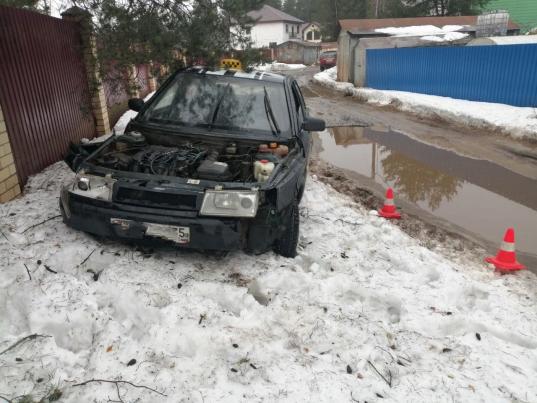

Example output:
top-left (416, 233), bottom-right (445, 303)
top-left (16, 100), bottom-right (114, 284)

top-left (297, 184), bottom-right (305, 203)
top-left (274, 199), bottom-right (300, 258)
top-left (320, 66), bottom-right (325, 72)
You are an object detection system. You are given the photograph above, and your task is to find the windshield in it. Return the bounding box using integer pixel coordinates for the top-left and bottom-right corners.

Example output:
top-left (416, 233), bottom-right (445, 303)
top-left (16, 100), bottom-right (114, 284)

top-left (139, 73), bottom-right (291, 135)
top-left (321, 51), bottom-right (336, 58)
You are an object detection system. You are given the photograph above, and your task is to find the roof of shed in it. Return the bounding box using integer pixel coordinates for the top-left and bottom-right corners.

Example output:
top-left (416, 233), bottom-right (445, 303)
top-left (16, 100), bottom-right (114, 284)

top-left (339, 16), bottom-right (519, 31)
top-left (247, 5), bottom-right (303, 24)
top-left (277, 39), bottom-right (321, 48)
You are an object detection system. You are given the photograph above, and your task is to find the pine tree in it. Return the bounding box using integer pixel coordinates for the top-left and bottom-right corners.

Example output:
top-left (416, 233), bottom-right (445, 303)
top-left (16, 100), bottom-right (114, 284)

top-left (67, 0), bottom-right (265, 86)
top-left (0, 0), bottom-right (50, 14)
top-left (404, 0), bottom-right (491, 16)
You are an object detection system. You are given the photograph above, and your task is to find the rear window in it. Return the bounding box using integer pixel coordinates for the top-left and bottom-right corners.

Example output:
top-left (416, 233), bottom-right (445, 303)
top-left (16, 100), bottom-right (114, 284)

top-left (321, 51), bottom-right (337, 58)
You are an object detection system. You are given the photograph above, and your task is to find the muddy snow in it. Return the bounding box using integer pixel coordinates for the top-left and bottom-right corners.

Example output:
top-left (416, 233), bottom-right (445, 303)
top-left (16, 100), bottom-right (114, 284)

top-left (1, 161), bottom-right (536, 402)
top-left (314, 67), bottom-right (537, 141)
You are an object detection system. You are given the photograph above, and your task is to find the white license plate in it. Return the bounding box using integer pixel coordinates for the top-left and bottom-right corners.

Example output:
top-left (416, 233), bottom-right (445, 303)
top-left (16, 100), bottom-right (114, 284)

top-left (146, 223), bottom-right (190, 244)
top-left (111, 218), bottom-right (190, 244)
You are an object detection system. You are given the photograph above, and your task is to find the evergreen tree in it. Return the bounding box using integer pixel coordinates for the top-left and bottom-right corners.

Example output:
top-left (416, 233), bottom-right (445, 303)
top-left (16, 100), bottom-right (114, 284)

top-left (282, 0), bottom-right (297, 16)
top-left (404, 0), bottom-right (491, 16)
top-left (0, 0), bottom-right (50, 14)
top-left (67, 0), bottom-right (264, 88)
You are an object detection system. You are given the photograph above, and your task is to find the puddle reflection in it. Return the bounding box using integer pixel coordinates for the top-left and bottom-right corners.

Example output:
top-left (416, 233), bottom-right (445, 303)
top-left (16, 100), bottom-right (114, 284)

top-left (318, 126), bottom-right (537, 257)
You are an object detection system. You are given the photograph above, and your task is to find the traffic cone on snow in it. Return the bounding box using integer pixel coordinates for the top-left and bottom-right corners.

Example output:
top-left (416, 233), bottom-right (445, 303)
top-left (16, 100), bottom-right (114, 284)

top-left (485, 228), bottom-right (526, 273)
top-left (378, 188), bottom-right (401, 219)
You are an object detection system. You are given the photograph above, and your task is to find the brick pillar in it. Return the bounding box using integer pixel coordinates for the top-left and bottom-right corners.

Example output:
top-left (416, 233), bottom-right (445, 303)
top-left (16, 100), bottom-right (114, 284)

top-left (62, 7), bottom-right (111, 136)
top-left (148, 63), bottom-right (157, 93)
top-left (0, 104), bottom-right (21, 202)
top-left (128, 65), bottom-right (141, 98)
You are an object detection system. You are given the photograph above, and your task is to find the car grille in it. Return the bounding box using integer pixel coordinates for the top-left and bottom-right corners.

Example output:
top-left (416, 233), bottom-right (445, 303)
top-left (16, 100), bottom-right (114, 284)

top-left (115, 187), bottom-right (198, 210)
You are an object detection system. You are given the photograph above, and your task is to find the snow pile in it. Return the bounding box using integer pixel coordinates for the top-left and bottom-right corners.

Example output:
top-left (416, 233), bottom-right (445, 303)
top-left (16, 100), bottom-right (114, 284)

top-left (255, 62), bottom-right (307, 72)
top-left (1, 160), bottom-right (537, 402)
top-left (376, 25), bottom-right (463, 37)
top-left (421, 31), bottom-right (468, 42)
top-left (375, 25), bottom-right (468, 43)
top-left (314, 67), bottom-right (537, 140)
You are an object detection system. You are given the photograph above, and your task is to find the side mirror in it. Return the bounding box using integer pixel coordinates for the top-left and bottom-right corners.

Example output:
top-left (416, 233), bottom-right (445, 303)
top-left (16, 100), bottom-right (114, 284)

top-left (128, 98), bottom-right (145, 112)
top-left (302, 117), bottom-right (325, 132)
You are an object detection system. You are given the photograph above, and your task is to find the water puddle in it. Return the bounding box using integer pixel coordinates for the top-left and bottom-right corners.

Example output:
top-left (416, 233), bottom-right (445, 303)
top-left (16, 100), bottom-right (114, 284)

top-left (317, 126), bottom-right (537, 267)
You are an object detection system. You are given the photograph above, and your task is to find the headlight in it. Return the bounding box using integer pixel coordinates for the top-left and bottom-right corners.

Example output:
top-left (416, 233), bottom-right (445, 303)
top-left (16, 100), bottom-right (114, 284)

top-left (200, 190), bottom-right (258, 217)
top-left (70, 174), bottom-right (116, 201)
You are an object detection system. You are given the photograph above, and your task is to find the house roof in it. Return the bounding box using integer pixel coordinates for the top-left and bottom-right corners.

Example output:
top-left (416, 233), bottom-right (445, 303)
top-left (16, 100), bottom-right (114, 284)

top-left (277, 39), bottom-right (321, 48)
top-left (339, 16), bottom-right (519, 32)
top-left (300, 22), bottom-right (321, 33)
top-left (247, 5), bottom-right (303, 24)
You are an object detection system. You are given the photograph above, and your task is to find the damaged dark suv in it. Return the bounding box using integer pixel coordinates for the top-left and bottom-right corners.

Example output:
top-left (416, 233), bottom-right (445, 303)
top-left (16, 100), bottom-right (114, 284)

top-left (61, 67), bottom-right (325, 257)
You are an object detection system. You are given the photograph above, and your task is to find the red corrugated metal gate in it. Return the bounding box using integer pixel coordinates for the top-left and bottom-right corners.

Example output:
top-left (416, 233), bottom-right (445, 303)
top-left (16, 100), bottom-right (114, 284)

top-left (0, 6), bottom-right (95, 185)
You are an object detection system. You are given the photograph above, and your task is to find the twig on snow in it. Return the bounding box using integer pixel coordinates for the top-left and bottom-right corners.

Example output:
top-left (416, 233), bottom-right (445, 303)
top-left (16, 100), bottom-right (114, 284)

top-left (0, 229), bottom-right (10, 243)
top-left (72, 379), bottom-right (167, 398)
top-left (78, 248), bottom-right (96, 268)
top-left (24, 264), bottom-right (31, 280)
top-left (43, 265), bottom-right (57, 274)
top-left (367, 360), bottom-right (392, 387)
top-left (0, 334), bottom-right (51, 356)
top-left (0, 394), bottom-right (12, 403)
top-left (21, 215), bottom-right (62, 234)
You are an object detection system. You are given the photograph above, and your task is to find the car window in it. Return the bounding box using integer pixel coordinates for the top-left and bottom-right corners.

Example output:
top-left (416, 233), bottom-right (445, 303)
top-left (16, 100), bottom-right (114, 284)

top-left (140, 73), bottom-right (291, 135)
top-left (291, 82), bottom-right (305, 128)
top-left (321, 51), bottom-right (337, 58)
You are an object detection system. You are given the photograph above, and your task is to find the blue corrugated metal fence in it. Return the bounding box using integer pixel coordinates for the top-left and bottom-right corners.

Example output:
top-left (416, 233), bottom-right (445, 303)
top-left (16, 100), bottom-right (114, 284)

top-left (366, 44), bottom-right (537, 107)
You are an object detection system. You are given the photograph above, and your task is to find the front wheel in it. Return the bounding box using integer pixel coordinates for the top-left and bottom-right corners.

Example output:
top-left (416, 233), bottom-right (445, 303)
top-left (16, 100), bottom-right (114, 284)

top-left (274, 199), bottom-right (299, 258)
top-left (320, 66), bottom-right (325, 72)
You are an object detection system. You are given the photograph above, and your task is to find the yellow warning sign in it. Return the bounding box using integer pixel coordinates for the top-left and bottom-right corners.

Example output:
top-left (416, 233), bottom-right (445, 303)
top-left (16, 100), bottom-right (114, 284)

top-left (220, 58), bottom-right (242, 70)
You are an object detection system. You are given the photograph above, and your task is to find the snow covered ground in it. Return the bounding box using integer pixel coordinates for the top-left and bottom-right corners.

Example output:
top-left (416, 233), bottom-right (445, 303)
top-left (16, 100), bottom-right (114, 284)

top-left (255, 62), bottom-right (307, 72)
top-left (314, 67), bottom-right (537, 141)
top-left (1, 158), bottom-right (537, 401)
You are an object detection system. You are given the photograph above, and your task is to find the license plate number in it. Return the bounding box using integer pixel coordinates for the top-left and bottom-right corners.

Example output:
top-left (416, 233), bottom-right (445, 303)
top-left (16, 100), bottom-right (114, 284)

top-left (111, 218), bottom-right (190, 244)
top-left (146, 223), bottom-right (190, 244)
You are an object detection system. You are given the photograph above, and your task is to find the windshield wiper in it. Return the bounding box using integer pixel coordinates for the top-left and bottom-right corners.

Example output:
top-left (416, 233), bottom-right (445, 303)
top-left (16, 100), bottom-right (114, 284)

top-left (263, 86), bottom-right (280, 136)
top-left (209, 83), bottom-right (231, 130)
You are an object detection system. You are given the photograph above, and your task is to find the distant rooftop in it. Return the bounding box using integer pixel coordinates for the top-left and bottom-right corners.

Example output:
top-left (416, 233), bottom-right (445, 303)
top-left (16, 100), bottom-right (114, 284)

top-left (339, 16), bottom-right (519, 32)
top-left (247, 4), bottom-right (303, 24)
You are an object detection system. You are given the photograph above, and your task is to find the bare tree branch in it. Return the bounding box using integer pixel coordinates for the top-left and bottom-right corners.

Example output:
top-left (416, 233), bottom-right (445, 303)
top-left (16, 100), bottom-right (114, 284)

top-left (0, 334), bottom-right (51, 356)
top-left (24, 264), bottom-right (32, 280)
top-left (73, 379), bottom-right (167, 397)
top-left (367, 360), bottom-right (392, 387)
top-left (21, 215), bottom-right (62, 234)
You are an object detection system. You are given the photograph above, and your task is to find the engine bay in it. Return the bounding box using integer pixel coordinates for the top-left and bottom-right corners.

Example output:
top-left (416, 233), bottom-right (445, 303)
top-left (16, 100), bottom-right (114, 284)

top-left (89, 132), bottom-right (291, 183)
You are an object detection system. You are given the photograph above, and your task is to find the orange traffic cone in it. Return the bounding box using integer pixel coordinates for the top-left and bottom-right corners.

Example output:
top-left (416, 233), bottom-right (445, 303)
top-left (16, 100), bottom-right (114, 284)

top-left (378, 188), bottom-right (401, 219)
top-left (485, 228), bottom-right (526, 272)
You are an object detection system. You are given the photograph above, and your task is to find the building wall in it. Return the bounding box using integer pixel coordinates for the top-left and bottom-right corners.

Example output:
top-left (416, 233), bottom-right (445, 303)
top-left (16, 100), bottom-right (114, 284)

top-left (354, 36), bottom-right (470, 87)
top-left (277, 42), bottom-right (321, 64)
top-left (250, 21), bottom-right (302, 47)
top-left (366, 44), bottom-right (537, 107)
top-left (485, 0), bottom-right (537, 32)
top-left (337, 32), bottom-right (352, 82)
top-left (303, 24), bottom-right (322, 43)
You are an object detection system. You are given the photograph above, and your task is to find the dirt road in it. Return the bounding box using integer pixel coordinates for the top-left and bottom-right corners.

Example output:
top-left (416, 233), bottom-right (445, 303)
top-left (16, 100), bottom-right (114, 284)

top-left (285, 66), bottom-right (537, 271)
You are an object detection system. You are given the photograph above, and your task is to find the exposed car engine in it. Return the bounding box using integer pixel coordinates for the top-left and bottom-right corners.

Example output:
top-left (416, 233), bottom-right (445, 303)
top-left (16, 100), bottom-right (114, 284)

top-left (90, 132), bottom-right (289, 183)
